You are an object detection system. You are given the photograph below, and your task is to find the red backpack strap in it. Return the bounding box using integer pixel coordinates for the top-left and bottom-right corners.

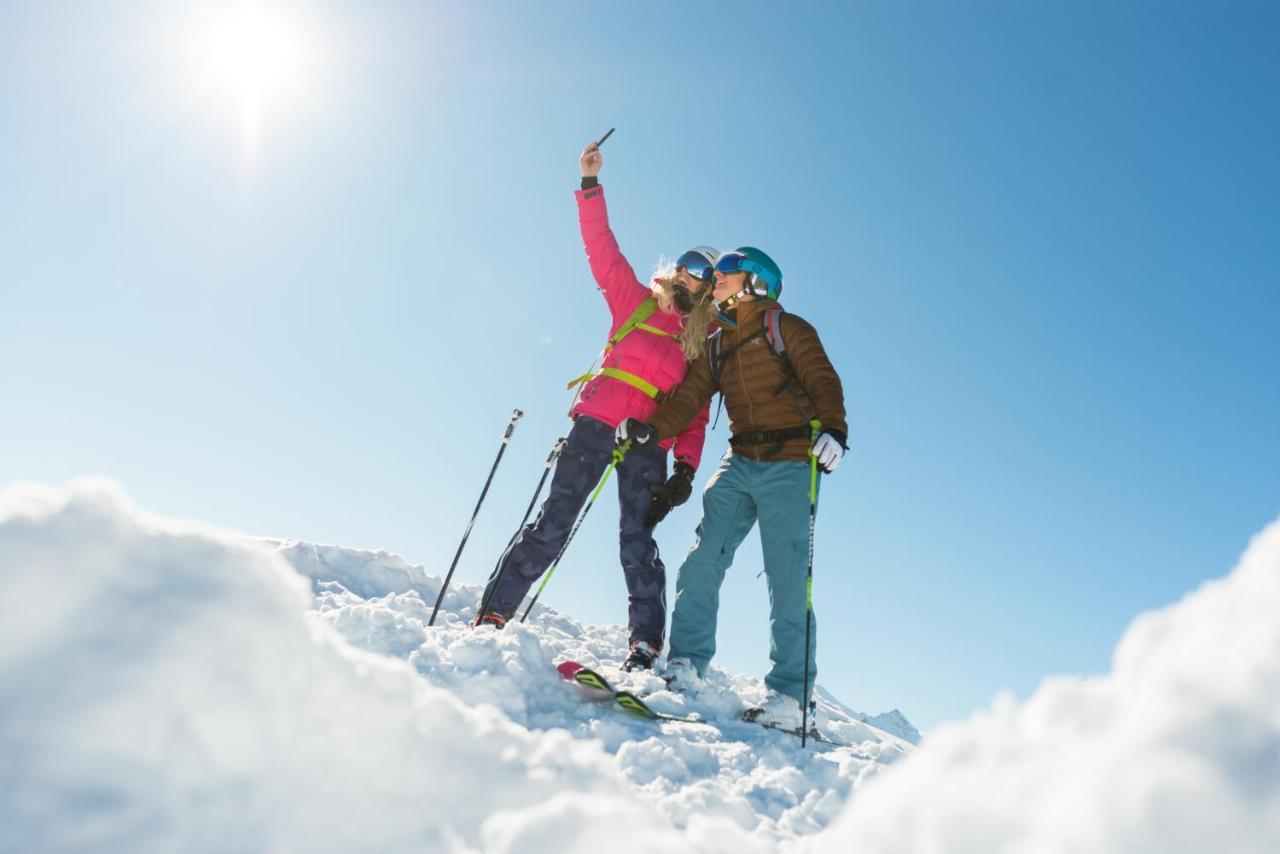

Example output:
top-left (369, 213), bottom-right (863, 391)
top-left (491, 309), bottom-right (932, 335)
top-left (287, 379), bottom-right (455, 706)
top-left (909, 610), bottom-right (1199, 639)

top-left (763, 308), bottom-right (786, 358)
top-left (764, 308), bottom-right (803, 398)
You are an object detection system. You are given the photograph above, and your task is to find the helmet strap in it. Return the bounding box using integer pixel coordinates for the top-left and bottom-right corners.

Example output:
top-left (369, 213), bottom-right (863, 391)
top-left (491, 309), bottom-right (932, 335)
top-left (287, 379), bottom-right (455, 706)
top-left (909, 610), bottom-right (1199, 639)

top-left (714, 287), bottom-right (754, 312)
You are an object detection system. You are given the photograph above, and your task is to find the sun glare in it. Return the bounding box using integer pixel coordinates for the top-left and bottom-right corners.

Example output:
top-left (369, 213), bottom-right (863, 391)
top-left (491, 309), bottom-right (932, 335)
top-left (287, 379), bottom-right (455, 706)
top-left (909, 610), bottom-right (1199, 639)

top-left (186, 2), bottom-right (320, 163)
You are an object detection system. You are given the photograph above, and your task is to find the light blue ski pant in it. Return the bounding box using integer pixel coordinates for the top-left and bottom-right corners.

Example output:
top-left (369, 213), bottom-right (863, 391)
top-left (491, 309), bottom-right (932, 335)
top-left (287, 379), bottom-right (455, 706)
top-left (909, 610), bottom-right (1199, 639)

top-left (668, 450), bottom-right (818, 705)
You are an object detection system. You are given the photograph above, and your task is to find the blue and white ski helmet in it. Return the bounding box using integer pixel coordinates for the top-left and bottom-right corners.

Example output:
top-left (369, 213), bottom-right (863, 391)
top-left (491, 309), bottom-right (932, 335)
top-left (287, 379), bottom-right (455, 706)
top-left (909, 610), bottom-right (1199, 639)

top-left (674, 246), bottom-right (721, 283)
top-left (714, 246), bottom-right (784, 300)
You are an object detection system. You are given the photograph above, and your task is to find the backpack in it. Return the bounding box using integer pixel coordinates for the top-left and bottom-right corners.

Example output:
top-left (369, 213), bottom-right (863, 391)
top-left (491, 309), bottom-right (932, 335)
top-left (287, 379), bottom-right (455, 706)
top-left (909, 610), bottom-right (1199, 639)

top-left (566, 296), bottom-right (677, 405)
top-left (707, 307), bottom-right (815, 429)
top-left (708, 307), bottom-right (792, 393)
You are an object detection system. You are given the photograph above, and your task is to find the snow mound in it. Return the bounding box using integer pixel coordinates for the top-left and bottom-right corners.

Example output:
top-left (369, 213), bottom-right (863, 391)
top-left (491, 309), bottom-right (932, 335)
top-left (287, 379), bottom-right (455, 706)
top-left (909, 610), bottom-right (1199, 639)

top-left (7, 478), bottom-right (1277, 852)
top-left (270, 535), bottom-right (915, 843)
top-left (806, 516), bottom-right (1280, 854)
top-left (0, 481), bottom-right (909, 853)
top-left (0, 481), bottom-right (741, 853)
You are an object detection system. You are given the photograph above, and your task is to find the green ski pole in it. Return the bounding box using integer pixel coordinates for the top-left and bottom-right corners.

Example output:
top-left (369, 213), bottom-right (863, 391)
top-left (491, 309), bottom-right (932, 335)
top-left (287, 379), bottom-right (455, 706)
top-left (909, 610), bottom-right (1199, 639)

top-left (520, 441), bottom-right (630, 623)
top-left (802, 418), bottom-right (821, 748)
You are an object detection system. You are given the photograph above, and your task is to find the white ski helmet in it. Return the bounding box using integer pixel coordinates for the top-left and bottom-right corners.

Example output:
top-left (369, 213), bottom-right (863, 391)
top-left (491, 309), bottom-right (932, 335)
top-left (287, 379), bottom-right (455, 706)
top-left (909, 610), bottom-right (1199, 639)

top-left (674, 246), bottom-right (721, 283)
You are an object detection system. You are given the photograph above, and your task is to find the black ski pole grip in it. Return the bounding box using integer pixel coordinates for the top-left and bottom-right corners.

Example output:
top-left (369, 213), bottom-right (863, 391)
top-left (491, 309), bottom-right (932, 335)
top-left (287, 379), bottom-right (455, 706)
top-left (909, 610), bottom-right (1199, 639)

top-left (503, 409), bottom-right (524, 443)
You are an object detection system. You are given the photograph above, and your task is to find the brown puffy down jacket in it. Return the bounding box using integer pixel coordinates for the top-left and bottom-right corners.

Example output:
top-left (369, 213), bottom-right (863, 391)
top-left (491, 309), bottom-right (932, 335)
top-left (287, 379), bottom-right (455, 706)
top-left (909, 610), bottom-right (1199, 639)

top-left (648, 299), bottom-right (847, 462)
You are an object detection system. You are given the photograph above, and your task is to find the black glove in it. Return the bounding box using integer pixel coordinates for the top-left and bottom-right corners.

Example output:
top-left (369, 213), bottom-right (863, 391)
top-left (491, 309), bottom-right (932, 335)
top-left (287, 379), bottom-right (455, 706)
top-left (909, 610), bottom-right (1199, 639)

top-left (615, 418), bottom-right (655, 446)
top-left (644, 461), bottom-right (695, 528)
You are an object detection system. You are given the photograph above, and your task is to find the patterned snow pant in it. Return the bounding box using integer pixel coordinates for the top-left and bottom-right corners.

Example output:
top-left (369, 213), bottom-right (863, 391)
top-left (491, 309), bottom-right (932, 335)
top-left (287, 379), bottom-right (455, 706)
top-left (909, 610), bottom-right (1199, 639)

top-left (478, 416), bottom-right (669, 645)
top-left (668, 451), bottom-right (819, 705)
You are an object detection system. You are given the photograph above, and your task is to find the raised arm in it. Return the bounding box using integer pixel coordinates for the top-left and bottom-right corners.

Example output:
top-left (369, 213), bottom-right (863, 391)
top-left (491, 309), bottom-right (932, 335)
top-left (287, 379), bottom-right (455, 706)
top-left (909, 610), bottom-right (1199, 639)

top-left (575, 143), bottom-right (647, 319)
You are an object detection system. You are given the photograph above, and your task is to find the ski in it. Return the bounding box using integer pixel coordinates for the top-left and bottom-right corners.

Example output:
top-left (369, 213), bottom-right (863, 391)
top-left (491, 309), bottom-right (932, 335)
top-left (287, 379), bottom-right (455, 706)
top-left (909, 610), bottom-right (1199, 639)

top-left (740, 710), bottom-right (847, 746)
top-left (613, 689), bottom-right (702, 722)
top-left (558, 661), bottom-right (853, 742)
top-left (557, 660), bottom-right (703, 724)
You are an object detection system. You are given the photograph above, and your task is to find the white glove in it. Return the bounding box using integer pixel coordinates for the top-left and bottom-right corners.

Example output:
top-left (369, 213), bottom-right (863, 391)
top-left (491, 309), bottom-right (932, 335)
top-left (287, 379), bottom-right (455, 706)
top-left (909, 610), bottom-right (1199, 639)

top-left (615, 418), bottom-right (654, 446)
top-left (811, 432), bottom-right (844, 473)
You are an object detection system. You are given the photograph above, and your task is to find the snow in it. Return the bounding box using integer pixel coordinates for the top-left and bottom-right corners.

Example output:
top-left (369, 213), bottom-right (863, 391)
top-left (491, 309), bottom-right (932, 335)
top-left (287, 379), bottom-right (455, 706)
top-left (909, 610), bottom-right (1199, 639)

top-left (0, 481), bottom-right (908, 853)
top-left (276, 539), bottom-right (914, 840)
top-left (5, 478), bottom-right (1277, 853)
top-left (804, 517), bottom-right (1280, 854)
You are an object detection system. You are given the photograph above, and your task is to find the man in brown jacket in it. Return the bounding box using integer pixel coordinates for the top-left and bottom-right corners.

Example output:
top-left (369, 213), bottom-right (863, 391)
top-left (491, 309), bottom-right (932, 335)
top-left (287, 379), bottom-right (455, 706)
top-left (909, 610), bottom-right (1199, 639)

top-left (615, 246), bottom-right (847, 731)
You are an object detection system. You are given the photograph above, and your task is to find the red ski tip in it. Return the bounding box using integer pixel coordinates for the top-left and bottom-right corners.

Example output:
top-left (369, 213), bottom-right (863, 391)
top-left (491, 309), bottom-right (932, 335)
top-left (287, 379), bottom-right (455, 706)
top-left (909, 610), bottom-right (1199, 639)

top-left (556, 660), bottom-right (585, 681)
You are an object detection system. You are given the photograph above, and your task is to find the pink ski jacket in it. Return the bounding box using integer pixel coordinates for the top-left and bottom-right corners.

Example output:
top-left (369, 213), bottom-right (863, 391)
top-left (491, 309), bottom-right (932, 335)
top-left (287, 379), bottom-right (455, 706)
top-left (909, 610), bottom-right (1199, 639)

top-left (571, 184), bottom-right (709, 471)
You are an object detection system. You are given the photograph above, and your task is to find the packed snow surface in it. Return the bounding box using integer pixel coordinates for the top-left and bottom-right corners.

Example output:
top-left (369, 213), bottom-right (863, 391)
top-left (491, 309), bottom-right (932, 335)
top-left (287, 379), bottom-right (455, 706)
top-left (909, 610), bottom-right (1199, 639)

top-left (0, 481), bottom-right (909, 853)
top-left (4, 480), bottom-right (1278, 853)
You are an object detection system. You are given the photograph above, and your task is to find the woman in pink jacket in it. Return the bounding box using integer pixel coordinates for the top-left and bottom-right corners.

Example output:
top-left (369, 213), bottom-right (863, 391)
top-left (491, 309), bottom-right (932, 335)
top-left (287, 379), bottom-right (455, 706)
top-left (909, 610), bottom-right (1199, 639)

top-left (475, 141), bottom-right (713, 672)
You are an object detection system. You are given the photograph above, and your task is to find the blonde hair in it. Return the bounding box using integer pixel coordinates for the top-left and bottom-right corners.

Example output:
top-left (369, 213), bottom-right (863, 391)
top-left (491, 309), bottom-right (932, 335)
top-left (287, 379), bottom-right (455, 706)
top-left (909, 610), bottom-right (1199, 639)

top-left (651, 259), bottom-right (717, 361)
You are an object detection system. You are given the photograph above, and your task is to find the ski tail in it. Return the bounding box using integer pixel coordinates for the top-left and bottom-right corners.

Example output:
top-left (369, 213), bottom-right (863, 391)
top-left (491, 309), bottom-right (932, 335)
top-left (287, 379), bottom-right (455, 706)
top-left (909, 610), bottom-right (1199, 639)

top-left (556, 660), bottom-right (585, 681)
top-left (557, 660), bottom-right (615, 696)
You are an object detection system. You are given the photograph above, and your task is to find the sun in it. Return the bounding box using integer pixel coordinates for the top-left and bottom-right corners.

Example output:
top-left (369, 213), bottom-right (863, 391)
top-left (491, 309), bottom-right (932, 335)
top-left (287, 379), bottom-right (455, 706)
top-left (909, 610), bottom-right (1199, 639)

top-left (186, 2), bottom-right (319, 161)
top-left (200, 5), bottom-right (306, 102)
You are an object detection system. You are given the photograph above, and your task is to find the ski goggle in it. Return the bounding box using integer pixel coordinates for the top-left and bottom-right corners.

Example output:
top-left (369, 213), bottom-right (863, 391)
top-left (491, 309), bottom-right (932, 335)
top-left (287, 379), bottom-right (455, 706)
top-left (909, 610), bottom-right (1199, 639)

top-left (713, 252), bottom-right (749, 275)
top-left (675, 250), bottom-right (715, 282)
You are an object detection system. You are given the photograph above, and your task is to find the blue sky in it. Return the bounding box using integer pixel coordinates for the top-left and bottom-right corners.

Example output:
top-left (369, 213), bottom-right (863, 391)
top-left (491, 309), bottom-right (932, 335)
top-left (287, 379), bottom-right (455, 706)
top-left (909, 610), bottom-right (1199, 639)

top-left (2, 1), bottom-right (1277, 730)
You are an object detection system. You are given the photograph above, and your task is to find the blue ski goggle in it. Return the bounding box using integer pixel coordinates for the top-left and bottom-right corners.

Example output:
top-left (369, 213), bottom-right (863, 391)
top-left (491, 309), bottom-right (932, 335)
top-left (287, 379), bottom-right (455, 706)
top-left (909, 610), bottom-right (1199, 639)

top-left (675, 250), bottom-right (714, 282)
top-left (713, 252), bottom-right (749, 275)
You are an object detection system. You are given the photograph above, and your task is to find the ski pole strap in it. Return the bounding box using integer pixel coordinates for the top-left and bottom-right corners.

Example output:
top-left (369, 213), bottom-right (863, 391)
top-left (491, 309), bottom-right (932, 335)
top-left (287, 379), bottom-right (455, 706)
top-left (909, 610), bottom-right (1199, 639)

top-left (503, 409), bottom-right (524, 442)
top-left (612, 440), bottom-right (631, 465)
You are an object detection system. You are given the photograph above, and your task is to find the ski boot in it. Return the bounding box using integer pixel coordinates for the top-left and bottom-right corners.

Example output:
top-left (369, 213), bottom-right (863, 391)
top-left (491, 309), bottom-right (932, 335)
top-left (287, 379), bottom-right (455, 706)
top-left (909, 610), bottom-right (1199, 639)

top-left (622, 640), bottom-right (659, 672)
top-left (662, 657), bottom-right (703, 693)
top-left (473, 610), bottom-right (507, 630)
top-left (742, 690), bottom-right (806, 730)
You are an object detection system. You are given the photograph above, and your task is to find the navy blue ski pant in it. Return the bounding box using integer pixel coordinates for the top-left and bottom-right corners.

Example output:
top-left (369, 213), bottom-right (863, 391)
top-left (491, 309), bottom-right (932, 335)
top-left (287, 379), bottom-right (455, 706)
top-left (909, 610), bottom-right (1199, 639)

top-left (478, 416), bottom-right (668, 645)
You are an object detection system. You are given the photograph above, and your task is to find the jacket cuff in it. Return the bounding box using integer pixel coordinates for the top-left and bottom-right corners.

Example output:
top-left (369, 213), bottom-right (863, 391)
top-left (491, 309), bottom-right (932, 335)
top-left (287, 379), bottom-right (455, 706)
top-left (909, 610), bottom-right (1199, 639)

top-left (580, 176), bottom-right (600, 190)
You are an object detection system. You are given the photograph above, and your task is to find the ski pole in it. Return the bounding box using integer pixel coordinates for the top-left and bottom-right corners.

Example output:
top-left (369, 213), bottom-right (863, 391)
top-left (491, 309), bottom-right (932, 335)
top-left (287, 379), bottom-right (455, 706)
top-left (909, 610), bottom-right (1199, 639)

top-left (476, 435), bottom-right (568, 621)
top-left (428, 408), bottom-right (523, 626)
top-left (802, 418), bottom-right (821, 748)
top-left (520, 441), bottom-right (630, 623)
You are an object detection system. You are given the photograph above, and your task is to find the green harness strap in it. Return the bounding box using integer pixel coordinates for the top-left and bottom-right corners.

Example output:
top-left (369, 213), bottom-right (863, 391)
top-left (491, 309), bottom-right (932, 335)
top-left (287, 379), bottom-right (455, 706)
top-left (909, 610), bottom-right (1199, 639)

top-left (567, 296), bottom-right (676, 403)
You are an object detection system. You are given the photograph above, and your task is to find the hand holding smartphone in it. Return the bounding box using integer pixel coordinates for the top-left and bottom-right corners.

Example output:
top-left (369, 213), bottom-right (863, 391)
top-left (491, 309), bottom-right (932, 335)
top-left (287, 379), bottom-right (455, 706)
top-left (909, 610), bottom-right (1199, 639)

top-left (580, 128), bottom-right (614, 178)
